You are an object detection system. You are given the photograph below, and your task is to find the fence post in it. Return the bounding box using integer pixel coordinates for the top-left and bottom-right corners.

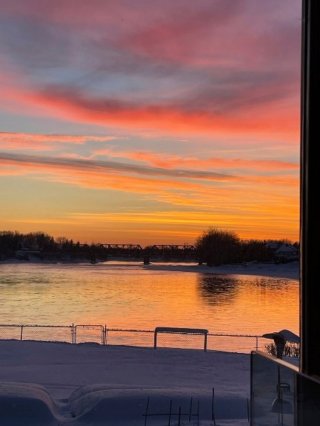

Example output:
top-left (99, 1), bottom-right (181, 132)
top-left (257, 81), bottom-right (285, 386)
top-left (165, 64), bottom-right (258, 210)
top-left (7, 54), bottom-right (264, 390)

top-left (197, 400), bottom-right (200, 426)
top-left (71, 324), bottom-right (76, 344)
top-left (20, 325), bottom-right (24, 341)
top-left (189, 397), bottom-right (193, 422)
top-left (144, 396), bottom-right (150, 426)
top-left (204, 333), bottom-right (208, 352)
top-left (102, 325), bottom-right (107, 345)
top-left (153, 330), bottom-right (157, 349)
top-left (256, 336), bottom-right (259, 351)
top-left (168, 399), bottom-right (172, 426)
top-left (212, 387), bottom-right (217, 426)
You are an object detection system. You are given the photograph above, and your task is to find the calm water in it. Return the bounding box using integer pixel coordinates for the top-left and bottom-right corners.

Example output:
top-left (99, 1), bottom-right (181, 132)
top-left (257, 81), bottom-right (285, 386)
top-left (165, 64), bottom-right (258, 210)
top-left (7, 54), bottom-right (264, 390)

top-left (0, 262), bottom-right (299, 350)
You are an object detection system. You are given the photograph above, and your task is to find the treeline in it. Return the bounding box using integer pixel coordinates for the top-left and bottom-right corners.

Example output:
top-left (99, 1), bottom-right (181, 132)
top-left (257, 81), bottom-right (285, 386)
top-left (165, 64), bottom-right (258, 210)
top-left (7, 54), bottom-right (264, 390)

top-left (0, 231), bottom-right (107, 262)
top-left (196, 229), bottom-right (299, 266)
top-left (0, 229), bottom-right (299, 264)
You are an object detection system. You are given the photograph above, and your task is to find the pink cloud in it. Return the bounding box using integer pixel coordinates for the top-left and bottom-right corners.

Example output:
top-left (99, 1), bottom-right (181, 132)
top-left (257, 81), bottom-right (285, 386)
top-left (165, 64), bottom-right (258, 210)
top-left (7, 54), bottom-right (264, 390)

top-left (0, 1), bottom-right (300, 142)
top-left (18, 84), bottom-right (297, 142)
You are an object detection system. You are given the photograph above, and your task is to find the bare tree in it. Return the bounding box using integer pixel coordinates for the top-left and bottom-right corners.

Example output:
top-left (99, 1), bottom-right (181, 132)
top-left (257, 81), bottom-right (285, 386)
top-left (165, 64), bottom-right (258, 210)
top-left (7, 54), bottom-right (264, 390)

top-left (196, 228), bottom-right (240, 266)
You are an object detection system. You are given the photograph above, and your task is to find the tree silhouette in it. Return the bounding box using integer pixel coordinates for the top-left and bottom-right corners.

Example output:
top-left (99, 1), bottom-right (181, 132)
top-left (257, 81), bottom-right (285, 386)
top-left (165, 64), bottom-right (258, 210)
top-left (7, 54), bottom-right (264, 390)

top-left (196, 228), bottom-right (240, 266)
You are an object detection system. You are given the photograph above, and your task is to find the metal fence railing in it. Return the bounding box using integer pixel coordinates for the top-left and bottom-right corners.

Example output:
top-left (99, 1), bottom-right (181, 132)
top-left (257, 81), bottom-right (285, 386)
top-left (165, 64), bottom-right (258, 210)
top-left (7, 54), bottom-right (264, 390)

top-left (154, 327), bottom-right (209, 351)
top-left (0, 324), bottom-right (73, 343)
top-left (0, 323), bottom-right (273, 354)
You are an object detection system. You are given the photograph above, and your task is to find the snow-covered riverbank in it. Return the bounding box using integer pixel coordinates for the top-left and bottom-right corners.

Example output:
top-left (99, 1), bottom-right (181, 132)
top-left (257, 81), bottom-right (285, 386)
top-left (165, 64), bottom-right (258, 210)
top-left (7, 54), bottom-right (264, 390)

top-left (144, 260), bottom-right (299, 280)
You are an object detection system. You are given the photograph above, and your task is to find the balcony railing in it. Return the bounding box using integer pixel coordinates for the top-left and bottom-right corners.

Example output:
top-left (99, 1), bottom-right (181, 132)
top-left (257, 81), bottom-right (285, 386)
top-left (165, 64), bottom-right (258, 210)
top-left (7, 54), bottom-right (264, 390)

top-left (251, 351), bottom-right (320, 425)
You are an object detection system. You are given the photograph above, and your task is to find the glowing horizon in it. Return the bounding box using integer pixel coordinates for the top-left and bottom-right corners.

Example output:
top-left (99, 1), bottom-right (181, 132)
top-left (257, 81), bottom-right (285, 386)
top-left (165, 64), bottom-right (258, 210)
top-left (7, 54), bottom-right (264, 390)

top-left (0, 0), bottom-right (301, 245)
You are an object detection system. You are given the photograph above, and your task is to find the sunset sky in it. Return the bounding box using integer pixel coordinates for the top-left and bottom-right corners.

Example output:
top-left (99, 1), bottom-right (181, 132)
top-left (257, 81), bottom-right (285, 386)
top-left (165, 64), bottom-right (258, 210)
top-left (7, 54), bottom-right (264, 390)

top-left (0, 0), bottom-right (301, 245)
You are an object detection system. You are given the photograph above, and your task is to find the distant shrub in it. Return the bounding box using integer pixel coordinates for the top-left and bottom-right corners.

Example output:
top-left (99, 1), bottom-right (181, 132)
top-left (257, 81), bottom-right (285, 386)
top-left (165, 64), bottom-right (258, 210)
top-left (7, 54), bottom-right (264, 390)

top-left (240, 240), bottom-right (274, 262)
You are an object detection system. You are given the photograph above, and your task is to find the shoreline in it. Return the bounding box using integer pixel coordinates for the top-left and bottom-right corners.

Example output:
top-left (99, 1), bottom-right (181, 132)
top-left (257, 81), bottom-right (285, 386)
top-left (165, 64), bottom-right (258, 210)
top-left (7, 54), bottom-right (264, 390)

top-left (144, 261), bottom-right (299, 280)
top-left (0, 258), bottom-right (299, 280)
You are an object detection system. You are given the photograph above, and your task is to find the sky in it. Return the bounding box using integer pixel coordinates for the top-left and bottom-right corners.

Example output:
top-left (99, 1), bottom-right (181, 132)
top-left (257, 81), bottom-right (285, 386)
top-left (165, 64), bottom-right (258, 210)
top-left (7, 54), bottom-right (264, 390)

top-left (0, 0), bottom-right (301, 245)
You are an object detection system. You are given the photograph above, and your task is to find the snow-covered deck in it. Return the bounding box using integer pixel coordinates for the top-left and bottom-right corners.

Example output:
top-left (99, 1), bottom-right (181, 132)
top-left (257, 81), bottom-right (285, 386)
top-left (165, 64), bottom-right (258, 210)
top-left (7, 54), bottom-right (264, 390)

top-left (0, 340), bottom-right (250, 425)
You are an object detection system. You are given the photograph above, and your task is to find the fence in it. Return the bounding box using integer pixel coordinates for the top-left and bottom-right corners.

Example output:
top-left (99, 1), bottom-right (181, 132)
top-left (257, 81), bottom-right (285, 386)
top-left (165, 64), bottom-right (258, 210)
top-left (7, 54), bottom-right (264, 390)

top-left (0, 323), bottom-right (271, 354)
top-left (143, 395), bottom-right (201, 426)
top-left (154, 327), bottom-right (208, 351)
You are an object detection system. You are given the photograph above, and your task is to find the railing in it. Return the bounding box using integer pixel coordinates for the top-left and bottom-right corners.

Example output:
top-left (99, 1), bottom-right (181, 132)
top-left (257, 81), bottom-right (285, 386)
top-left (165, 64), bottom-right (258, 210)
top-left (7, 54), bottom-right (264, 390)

top-left (0, 323), bottom-right (271, 353)
top-left (154, 327), bottom-right (208, 351)
top-left (143, 395), bottom-right (201, 426)
top-left (251, 351), bottom-right (320, 425)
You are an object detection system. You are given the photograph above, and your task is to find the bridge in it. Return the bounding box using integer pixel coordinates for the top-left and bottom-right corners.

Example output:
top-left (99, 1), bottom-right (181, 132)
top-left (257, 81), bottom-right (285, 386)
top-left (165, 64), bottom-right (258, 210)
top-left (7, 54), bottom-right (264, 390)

top-left (147, 245), bottom-right (195, 250)
top-left (81, 244), bottom-right (196, 251)
top-left (100, 244), bottom-right (143, 250)
top-left (33, 242), bottom-right (196, 263)
top-left (78, 243), bottom-right (197, 260)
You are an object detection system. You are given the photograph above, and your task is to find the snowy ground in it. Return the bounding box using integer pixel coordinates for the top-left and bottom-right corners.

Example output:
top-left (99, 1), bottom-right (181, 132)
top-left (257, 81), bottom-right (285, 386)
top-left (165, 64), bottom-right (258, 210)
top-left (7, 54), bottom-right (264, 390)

top-left (0, 340), bottom-right (250, 425)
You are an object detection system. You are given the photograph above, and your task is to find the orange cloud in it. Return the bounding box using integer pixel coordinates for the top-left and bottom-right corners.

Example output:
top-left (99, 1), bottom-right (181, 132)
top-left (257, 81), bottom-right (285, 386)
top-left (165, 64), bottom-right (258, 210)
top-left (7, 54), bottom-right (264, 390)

top-left (0, 152), bottom-right (298, 218)
top-left (0, 152), bottom-right (299, 191)
top-left (0, 159), bottom-right (298, 244)
top-left (67, 204), bottom-right (299, 243)
top-left (2, 200), bottom-right (299, 244)
top-left (0, 154), bottom-right (232, 210)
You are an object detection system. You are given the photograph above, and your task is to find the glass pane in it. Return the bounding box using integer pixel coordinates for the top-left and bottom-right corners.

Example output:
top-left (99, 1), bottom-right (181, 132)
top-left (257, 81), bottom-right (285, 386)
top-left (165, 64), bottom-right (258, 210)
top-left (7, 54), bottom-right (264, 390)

top-left (297, 374), bottom-right (320, 426)
top-left (251, 352), bottom-right (295, 426)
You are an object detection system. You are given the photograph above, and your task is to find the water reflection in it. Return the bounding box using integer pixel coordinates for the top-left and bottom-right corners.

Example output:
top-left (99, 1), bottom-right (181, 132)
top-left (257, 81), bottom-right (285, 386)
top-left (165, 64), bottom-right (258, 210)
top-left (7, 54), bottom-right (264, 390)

top-left (198, 274), bottom-right (238, 305)
top-left (252, 277), bottom-right (292, 289)
top-left (0, 274), bottom-right (52, 286)
top-left (0, 263), bottom-right (299, 336)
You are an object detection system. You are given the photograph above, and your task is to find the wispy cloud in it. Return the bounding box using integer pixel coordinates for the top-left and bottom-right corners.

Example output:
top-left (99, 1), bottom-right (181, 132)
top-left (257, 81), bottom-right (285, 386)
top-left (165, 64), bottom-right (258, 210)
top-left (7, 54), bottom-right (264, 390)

top-left (0, 150), bottom-right (298, 210)
top-left (0, 152), bottom-right (234, 181)
top-left (0, 132), bottom-right (116, 151)
top-left (0, 132), bottom-right (116, 144)
top-left (93, 148), bottom-right (299, 172)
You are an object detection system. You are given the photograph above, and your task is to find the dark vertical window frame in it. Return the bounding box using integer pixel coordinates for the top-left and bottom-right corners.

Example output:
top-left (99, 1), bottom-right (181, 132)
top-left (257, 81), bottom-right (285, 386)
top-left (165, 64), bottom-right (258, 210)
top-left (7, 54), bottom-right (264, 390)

top-left (300, 0), bottom-right (320, 376)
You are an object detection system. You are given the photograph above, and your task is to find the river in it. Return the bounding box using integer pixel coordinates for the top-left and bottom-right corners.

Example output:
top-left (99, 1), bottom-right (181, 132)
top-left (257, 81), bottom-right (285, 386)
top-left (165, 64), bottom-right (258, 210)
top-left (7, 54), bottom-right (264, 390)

top-left (0, 261), bottom-right (299, 352)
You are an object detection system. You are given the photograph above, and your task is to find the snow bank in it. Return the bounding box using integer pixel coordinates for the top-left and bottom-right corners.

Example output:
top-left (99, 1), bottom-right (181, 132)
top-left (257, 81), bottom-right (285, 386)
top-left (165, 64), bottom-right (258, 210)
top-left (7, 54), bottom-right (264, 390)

top-left (0, 382), bottom-right (63, 425)
top-left (0, 340), bottom-right (250, 425)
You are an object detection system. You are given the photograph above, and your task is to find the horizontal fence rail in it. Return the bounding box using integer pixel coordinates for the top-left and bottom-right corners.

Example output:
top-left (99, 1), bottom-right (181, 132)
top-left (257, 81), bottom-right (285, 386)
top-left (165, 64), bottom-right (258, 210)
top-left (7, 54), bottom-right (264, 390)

top-left (0, 323), bottom-right (278, 354)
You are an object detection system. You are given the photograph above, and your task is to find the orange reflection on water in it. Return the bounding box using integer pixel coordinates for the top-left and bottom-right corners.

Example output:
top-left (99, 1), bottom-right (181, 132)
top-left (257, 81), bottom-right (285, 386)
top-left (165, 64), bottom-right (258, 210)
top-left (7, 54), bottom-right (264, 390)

top-left (0, 263), bottom-right (298, 339)
top-left (0, 262), bottom-right (298, 353)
